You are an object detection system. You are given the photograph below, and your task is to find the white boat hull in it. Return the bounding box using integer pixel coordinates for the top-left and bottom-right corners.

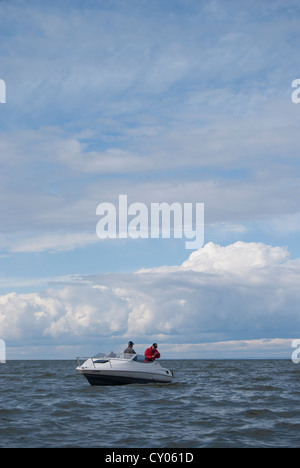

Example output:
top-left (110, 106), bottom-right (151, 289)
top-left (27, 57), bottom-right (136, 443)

top-left (76, 353), bottom-right (174, 386)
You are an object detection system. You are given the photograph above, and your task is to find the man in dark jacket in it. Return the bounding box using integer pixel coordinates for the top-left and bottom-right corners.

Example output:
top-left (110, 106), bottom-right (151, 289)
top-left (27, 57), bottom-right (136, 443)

top-left (124, 341), bottom-right (136, 355)
top-left (144, 343), bottom-right (160, 362)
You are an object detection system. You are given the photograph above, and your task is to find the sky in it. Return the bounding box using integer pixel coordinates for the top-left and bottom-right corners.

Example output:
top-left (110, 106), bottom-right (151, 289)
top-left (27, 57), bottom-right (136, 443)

top-left (1, 0), bottom-right (300, 359)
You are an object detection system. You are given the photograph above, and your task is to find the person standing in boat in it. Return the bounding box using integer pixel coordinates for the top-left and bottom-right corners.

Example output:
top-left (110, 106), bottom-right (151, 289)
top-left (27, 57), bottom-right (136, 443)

top-left (124, 341), bottom-right (136, 355)
top-left (144, 343), bottom-right (160, 362)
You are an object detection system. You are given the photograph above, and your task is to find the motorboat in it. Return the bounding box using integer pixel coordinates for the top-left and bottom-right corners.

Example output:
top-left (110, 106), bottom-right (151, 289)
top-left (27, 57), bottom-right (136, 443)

top-left (76, 352), bottom-right (174, 386)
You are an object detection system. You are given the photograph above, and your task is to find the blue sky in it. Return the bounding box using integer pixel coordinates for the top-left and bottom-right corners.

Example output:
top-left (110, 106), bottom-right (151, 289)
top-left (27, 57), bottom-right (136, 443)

top-left (1, 0), bottom-right (300, 359)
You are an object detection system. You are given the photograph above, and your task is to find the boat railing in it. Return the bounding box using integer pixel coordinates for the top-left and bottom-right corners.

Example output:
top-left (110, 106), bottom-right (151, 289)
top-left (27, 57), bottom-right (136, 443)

top-left (77, 352), bottom-right (157, 367)
top-left (93, 352), bottom-right (140, 361)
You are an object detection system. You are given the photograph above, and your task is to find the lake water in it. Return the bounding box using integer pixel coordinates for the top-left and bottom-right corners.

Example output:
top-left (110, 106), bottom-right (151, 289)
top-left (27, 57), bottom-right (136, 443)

top-left (1, 359), bottom-right (300, 448)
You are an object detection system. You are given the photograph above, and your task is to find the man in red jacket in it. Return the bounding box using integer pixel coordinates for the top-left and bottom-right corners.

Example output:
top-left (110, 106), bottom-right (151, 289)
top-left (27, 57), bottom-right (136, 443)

top-left (144, 343), bottom-right (160, 362)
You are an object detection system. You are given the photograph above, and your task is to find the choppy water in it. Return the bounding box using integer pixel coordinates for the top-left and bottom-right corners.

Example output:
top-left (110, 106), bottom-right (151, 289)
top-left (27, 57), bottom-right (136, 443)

top-left (1, 359), bottom-right (300, 448)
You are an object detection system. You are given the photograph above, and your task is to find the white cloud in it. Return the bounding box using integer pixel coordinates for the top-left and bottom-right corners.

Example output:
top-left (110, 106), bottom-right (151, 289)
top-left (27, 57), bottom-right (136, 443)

top-left (138, 241), bottom-right (289, 276)
top-left (0, 283), bottom-right (130, 342)
top-left (181, 241), bottom-right (289, 273)
top-left (1, 241), bottom-right (299, 358)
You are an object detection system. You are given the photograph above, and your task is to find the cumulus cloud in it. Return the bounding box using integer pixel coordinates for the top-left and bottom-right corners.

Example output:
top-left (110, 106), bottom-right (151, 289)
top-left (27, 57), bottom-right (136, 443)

top-left (142, 241), bottom-right (289, 274)
top-left (1, 241), bottom-right (299, 358)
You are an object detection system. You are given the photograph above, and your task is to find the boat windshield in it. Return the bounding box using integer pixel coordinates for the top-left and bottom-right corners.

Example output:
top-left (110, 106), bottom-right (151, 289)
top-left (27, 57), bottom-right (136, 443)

top-left (92, 352), bottom-right (145, 362)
